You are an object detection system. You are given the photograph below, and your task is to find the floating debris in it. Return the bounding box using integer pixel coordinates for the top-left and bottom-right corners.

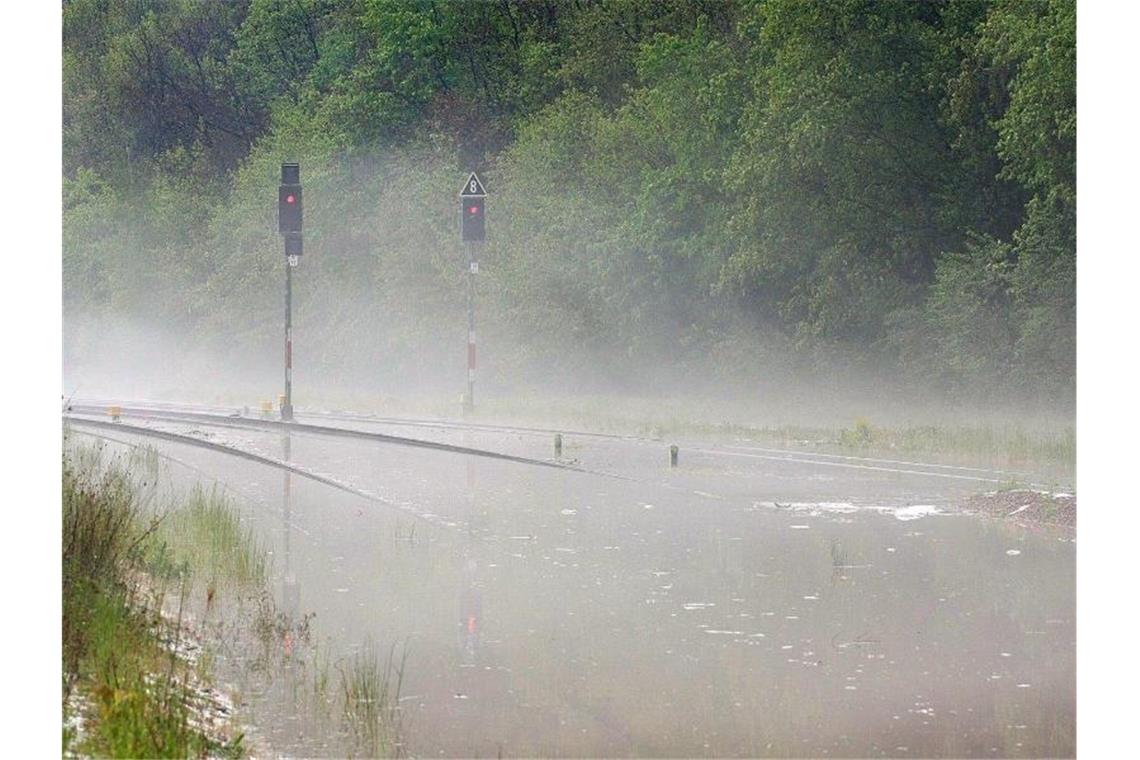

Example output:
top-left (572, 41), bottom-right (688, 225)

top-left (891, 504), bottom-right (942, 521)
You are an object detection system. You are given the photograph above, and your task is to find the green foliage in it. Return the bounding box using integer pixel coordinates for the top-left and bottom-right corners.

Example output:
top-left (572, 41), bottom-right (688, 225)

top-left (839, 417), bottom-right (878, 447)
top-left (145, 485), bottom-right (268, 588)
top-left (63, 443), bottom-right (150, 680)
top-left (62, 0), bottom-right (1077, 403)
top-left (887, 234), bottom-right (1017, 391)
top-left (62, 443), bottom-right (244, 757)
top-left (725, 0), bottom-right (971, 341)
top-left (338, 639), bottom-right (406, 757)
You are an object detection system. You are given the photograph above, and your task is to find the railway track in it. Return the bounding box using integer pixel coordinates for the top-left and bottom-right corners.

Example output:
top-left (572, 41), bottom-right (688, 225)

top-left (63, 419), bottom-right (578, 548)
top-left (66, 398), bottom-right (1049, 487)
top-left (64, 403), bottom-right (616, 476)
top-left (70, 397), bottom-right (645, 442)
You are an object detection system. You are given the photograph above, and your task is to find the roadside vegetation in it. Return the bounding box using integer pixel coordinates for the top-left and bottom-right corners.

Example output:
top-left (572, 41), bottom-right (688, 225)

top-left (63, 435), bottom-right (409, 757)
top-left (62, 441), bottom-right (251, 757)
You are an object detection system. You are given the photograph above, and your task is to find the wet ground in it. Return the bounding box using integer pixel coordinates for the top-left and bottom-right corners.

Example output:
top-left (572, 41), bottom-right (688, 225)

top-left (69, 413), bottom-right (1075, 757)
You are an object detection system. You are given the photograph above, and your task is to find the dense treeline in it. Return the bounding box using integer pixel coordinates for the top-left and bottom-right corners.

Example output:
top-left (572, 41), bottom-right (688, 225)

top-left (63, 0), bottom-right (1075, 404)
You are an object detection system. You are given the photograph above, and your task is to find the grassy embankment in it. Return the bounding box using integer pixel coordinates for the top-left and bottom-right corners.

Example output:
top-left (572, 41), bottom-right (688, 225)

top-left (471, 396), bottom-right (1075, 475)
top-left (62, 437), bottom-right (408, 757)
top-left (62, 440), bottom-right (261, 757)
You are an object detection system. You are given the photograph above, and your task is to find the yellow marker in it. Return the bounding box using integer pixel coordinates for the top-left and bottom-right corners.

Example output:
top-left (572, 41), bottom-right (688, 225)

top-left (278, 393), bottom-right (286, 408)
top-left (260, 400), bottom-right (273, 416)
top-left (108, 405), bottom-right (121, 422)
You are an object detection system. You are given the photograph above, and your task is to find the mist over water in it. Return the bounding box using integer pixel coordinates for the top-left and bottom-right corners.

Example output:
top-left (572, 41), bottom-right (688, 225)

top-left (63, 305), bottom-right (1073, 436)
top-left (61, 3), bottom-right (1077, 755)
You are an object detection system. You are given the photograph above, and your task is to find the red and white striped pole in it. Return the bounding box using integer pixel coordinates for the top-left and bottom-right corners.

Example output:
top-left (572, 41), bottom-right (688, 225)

top-left (467, 328), bottom-right (476, 400)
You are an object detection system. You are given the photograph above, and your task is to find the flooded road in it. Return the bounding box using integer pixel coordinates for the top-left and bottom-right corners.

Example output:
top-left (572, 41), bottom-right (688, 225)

top-left (71, 418), bottom-right (1075, 757)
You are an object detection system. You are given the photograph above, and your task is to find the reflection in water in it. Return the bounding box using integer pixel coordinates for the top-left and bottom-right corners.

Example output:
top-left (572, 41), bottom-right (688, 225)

top-left (458, 557), bottom-right (483, 666)
top-left (459, 446), bottom-right (484, 666)
top-left (281, 431), bottom-right (300, 654)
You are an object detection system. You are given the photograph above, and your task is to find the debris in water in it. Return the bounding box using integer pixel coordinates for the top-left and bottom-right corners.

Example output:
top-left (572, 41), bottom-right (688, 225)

top-left (892, 504), bottom-right (941, 521)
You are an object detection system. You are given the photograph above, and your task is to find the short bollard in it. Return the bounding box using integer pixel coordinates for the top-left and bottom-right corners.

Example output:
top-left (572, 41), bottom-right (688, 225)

top-left (109, 405), bottom-right (121, 423)
top-left (669, 444), bottom-right (679, 468)
top-left (261, 400), bottom-right (273, 417)
top-left (554, 433), bottom-right (563, 459)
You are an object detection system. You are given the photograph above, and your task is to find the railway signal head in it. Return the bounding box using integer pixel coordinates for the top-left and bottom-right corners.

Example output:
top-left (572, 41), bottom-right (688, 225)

top-left (459, 172), bottom-right (487, 242)
top-left (462, 196), bottom-right (485, 241)
top-left (279, 163), bottom-right (302, 235)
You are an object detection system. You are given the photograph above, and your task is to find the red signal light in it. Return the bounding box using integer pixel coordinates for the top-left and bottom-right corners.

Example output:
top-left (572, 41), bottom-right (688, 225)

top-left (286, 194), bottom-right (296, 204)
top-left (461, 196), bottom-right (484, 241)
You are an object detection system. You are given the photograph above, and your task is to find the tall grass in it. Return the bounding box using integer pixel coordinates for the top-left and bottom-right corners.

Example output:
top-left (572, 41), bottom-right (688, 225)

top-left (838, 420), bottom-right (1077, 466)
top-left (62, 442), bottom-right (244, 757)
top-left (476, 394), bottom-right (1075, 470)
top-left (338, 639), bottom-right (407, 757)
top-left (62, 445), bottom-right (158, 685)
top-left (146, 485), bottom-right (268, 589)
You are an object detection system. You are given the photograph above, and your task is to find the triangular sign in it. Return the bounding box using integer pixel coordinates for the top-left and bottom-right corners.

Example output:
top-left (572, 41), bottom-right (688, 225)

top-left (460, 172), bottom-right (487, 197)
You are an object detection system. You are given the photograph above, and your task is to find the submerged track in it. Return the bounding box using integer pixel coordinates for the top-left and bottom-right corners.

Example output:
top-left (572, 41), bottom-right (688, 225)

top-left (65, 404), bottom-right (619, 478)
top-left (67, 399), bottom-right (1050, 487)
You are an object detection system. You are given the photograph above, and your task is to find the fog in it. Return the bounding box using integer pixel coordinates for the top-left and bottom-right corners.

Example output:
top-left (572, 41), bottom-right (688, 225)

top-left (60, 4), bottom-right (1078, 756)
top-left (62, 128), bottom-right (1079, 442)
top-left (63, 310), bottom-right (1073, 438)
